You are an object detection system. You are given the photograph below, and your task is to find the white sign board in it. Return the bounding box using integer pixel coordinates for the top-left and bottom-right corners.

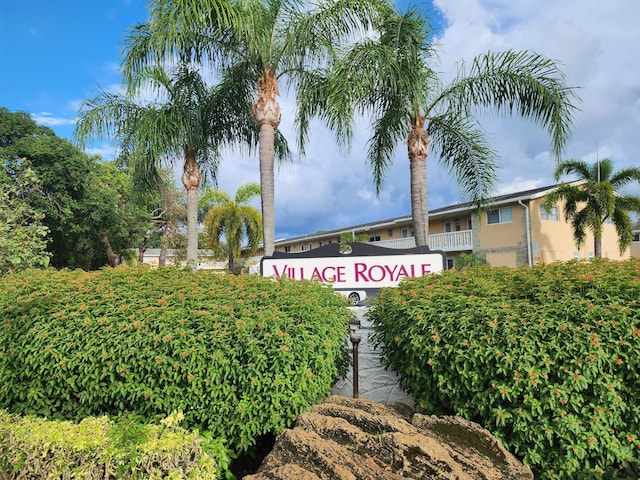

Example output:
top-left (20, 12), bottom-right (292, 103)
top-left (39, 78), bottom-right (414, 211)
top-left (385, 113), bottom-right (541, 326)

top-left (261, 242), bottom-right (445, 290)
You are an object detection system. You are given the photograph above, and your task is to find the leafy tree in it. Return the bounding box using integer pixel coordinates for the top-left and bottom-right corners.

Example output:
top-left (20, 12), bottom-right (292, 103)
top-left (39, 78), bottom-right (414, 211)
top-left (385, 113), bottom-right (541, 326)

top-left (454, 252), bottom-right (488, 270)
top-left (544, 158), bottom-right (640, 257)
top-left (199, 183), bottom-right (262, 274)
top-left (75, 64), bottom-right (257, 268)
top-left (83, 161), bottom-right (155, 267)
top-left (121, 0), bottom-right (380, 256)
top-left (320, 5), bottom-right (578, 246)
top-left (339, 231), bottom-right (369, 253)
top-left (133, 168), bottom-right (186, 264)
top-left (0, 109), bottom-right (96, 268)
top-left (0, 161), bottom-right (51, 274)
top-left (1, 108), bottom-right (159, 269)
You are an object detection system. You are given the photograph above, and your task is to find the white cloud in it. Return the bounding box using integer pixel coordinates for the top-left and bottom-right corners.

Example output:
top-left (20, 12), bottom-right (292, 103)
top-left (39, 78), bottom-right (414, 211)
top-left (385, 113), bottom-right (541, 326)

top-left (427, 0), bottom-right (640, 203)
top-left (32, 113), bottom-right (76, 127)
top-left (37, 0), bottom-right (640, 241)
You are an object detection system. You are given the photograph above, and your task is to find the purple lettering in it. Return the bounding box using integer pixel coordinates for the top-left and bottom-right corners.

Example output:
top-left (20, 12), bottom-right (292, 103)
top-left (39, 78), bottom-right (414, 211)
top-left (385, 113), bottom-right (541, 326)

top-left (421, 264), bottom-right (431, 275)
top-left (384, 264), bottom-right (399, 280)
top-left (322, 266), bottom-right (336, 282)
top-left (368, 265), bottom-right (386, 282)
top-left (335, 266), bottom-right (346, 283)
top-left (311, 267), bottom-right (323, 280)
top-left (396, 264), bottom-right (409, 280)
top-left (354, 263), bottom-right (368, 281)
top-left (272, 264), bottom-right (287, 278)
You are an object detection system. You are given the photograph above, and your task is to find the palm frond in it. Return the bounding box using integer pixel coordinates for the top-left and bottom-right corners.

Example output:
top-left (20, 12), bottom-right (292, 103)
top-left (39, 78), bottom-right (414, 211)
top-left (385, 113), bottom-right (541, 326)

top-left (438, 49), bottom-right (579, 158)
top-left (427, 113), bottom-right (498, 204)
top-left (553, 159), bottom-right (591, 182)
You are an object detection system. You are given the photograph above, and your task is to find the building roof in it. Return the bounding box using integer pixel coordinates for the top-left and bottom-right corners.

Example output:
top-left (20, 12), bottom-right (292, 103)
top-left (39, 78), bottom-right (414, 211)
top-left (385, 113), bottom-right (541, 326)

top-left (275, 183), bottom-right (567, 246)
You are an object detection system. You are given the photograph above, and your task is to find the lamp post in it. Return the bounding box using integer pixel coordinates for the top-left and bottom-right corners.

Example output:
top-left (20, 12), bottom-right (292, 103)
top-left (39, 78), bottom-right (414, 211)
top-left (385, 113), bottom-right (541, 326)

top-left (349, 317), bottom-right (361, 398)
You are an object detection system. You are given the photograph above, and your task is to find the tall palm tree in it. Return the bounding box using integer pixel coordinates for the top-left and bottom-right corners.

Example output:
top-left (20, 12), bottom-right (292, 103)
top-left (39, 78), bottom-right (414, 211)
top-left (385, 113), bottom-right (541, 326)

top-left (199, 183), bottom-right (262, 273)
top-left (544, 158), bottom-right (640, 257)
top-left (316, 6), bottom-right (579, 246)
top-left (121, 0), bottom-right (382, 256)
top-left (75, 64), bottom-right (258, 267)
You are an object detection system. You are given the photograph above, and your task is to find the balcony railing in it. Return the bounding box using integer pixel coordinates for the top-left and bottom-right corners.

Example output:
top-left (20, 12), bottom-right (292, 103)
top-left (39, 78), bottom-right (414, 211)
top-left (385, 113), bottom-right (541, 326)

top-left (375, 229), bottom-right (473, 252)
top-left (428, 230), bottom-right (473, 252)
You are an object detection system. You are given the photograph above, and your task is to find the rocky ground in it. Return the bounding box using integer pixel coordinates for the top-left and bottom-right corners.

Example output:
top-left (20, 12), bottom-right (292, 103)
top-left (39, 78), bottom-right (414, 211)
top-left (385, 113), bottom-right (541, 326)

top-left (245, 395), bottom-right (533, 480)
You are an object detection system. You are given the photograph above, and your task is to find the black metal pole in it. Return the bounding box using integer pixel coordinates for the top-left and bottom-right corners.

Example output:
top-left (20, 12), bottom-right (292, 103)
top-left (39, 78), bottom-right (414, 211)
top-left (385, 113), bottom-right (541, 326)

top-left (350, 335), bottom-right (361, 399)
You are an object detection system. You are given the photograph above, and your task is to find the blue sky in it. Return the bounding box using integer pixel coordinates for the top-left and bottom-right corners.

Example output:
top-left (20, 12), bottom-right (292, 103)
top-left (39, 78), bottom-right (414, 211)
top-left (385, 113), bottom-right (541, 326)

top-left (2, 0), bottom-right (639, 239)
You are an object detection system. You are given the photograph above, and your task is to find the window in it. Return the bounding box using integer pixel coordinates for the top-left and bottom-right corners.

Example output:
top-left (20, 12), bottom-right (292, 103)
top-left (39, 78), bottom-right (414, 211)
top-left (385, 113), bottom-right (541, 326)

top-left (446, 257), bottom-right (454, 270)
top-left (633, 233), bottom-right (640, 242)
top-left (401, 228), bottom-right (408, 238)
top-left (455, 218), bottom-right (461, 231)
top-left (300, 244), bottom-right (306, 251)
top-left (466, 217), bottom-right (473, 230)
top-left (444, 222), bottom-right (452, 233)
top-left (487, 207), bottom-right (513, 224)
top-left (387, 228), bottom-right (393, 237)
top-left (369, 231), bottom-right (381, 242)
top-left (540, 204), bottom-right (559, 221)
top-left (309, 242), bottom-right (313, 250)
top-left (284, 246), bottom-right (291, 253)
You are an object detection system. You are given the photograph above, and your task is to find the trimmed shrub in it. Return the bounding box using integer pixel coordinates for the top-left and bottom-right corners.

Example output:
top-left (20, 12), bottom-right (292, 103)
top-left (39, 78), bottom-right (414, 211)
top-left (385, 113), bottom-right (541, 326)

top-left (0, 266), bottom-right (351, 451)
top-left (369, 259), bottom-right (640, 479)
top-left (0, 409), bottom-right (226, 479)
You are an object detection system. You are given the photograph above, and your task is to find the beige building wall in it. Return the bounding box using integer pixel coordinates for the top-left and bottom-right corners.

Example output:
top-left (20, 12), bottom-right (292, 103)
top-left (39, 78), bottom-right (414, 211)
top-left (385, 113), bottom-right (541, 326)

top-left (271, 189), bottom-right (633, 263)
top-left (474, 202), bottom-right (527, 267)
top-left (530, 197), bottom-right (630, 262)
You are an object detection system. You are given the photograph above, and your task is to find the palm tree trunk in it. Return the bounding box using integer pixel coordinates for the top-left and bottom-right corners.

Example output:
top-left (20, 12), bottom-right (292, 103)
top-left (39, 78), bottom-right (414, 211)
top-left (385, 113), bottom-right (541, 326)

top-left (594, 236), bottom-right (602, 258)
top-left (253, 69), bottom-right (281, 257)
top-left (228, 246), bottom-right (234, 274)
top-left (182, 151), bottom-right (202, 269)
top-left (408, 115), bottom-right (430, 247)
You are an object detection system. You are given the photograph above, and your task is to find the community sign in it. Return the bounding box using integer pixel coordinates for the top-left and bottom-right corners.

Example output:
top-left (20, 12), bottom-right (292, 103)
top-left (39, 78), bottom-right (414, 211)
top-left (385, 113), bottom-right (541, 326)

top-left (260, 242), bottom-right (446, 304)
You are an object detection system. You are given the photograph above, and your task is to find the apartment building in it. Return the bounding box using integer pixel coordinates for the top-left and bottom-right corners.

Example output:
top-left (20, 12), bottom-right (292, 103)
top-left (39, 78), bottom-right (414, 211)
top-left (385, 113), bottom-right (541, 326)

top-left (272, 183), bottom-right (632, 268)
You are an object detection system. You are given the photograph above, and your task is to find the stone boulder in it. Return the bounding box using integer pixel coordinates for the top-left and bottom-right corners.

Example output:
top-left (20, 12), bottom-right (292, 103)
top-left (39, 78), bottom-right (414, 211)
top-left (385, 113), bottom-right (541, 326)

top-left (245, 395), bottom-right (532, 480)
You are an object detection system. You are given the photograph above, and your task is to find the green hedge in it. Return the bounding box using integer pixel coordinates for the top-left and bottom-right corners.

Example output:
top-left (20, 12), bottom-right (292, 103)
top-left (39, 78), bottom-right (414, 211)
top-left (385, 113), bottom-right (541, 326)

top-left (0, 409), bottom-right (227, 479)
top-left (0, 266), bottom-right (351, 451)
top-left (369, 259), bottom-right (640, 479)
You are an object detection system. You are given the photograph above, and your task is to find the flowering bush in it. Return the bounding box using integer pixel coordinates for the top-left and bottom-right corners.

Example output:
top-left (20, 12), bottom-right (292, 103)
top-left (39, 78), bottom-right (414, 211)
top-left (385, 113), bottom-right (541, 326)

top-left (0, 266), bottom-right (351, 451)
top-left (0, 409), bottom-right (226, 479)
top-left (369, 259), bottom-right (640, 479)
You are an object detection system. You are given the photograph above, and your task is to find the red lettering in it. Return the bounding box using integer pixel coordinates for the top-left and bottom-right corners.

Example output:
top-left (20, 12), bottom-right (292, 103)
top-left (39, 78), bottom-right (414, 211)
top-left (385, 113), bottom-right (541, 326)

top-left (354, 263), bottom-right (368, 281)
top-left (384, 264), bottom-right (399, 280)
top-left (311, 267), bottom-right (323, 280)
top-left (272, 264), bottom-right (287, 278)
top-left (396, 264), bottom-right (409, 280)
top-left (335, 266), bottom-right (346, 283)
top-left (321, 266), bottom-right (336, 281)
top-left (421, 264), bottom-right (431, 275)
top-left (368, 265), bottom-right (385, 282)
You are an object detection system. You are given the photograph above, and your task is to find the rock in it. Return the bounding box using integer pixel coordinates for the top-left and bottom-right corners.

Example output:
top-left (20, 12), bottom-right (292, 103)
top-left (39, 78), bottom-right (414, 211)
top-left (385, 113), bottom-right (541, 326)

top-left (245, 395), bottom-right (532, 480)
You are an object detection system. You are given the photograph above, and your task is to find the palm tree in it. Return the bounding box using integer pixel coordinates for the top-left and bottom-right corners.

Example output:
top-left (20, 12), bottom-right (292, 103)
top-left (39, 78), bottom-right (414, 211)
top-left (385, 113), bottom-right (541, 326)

top-left (317, 6), bottom-right (578, 247)
top-left (75, 64), bottom-right (258, 267)
top-left (544, 158), bottom-right (640, 257)
top-left (120, 0), bottom-right (382, 257)
top-left (199, 183), bottom-right (262, 273)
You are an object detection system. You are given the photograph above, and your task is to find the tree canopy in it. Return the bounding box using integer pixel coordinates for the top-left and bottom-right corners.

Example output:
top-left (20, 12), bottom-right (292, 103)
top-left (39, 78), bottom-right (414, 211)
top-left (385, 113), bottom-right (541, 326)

top-left (199, 183), bottom-right (262, 273)
top-left (1, 107), bottom-right (158, 269)
top-left (544, 158), bottom-right (640, 257)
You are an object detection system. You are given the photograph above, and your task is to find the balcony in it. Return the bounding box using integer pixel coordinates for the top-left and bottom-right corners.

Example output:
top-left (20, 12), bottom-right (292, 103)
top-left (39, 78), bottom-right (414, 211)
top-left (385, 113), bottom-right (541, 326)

top-left (375, 229), bottom-right (473, 252)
